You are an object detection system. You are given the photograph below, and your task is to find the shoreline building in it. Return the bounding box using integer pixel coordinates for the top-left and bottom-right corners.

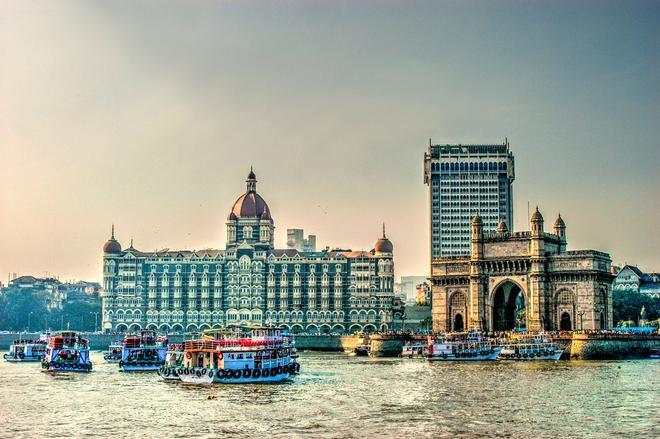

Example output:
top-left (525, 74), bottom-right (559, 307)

top-left (101, 170), bottom-right (395, 334)
top-left (612, 265), bottom-right (660, 299)
top-left (430, 209), bottom-right (614, 332)
top-left (424, 141), bottom-right (515, 258)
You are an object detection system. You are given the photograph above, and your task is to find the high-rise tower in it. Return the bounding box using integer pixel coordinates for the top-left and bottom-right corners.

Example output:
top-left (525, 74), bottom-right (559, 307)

top-left (424, 141), bottom-right (515, 258)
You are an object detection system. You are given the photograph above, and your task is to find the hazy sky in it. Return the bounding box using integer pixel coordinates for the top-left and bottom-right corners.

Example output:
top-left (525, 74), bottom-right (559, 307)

top-left (1, 0), bottom-right (659, 283)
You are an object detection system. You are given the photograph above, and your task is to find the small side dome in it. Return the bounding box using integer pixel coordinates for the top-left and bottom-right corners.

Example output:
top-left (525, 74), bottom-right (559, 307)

top-left (471, 213), bottom-right (483, 225)
top-left (374, 224), bottom-right (393, 253)
top-left (531, 206), bottom-right (544, 222)
top-left (496, 218), bottom-right (509, 233)
top-left (103, 225), bottom-right (122, 254)
top-left (553, 213), bottom-right (565, 228)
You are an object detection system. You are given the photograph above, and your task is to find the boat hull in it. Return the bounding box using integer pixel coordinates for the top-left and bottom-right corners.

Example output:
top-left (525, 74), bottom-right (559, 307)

top-left (176, 367), bottom-right (294, 384)
top-left (4, 355), bottom-right (43, 362)
top-left (498, 348), bottom-right (563, 361)
top-left (42, 363), bottom-right (92, 372)
top-left (120, 363), bottom-right (162, 372)
top-left (158, 367), bottom-right (181, 381)
top-left (428, 348), bottom-right (502, 362)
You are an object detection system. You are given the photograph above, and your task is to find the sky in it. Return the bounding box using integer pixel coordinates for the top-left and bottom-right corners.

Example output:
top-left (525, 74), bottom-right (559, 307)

top-left (1, 0), bottom-right (659, 283)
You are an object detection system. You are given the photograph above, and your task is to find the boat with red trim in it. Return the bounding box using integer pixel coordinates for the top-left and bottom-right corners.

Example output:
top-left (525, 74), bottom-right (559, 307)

top-left (175, 326), bottom-right (299, 384)
top-left (4, 334), bottom-right (48, 362)
top-left (41, 331), bottom-right (92, 372)
top-left (427, 331), bottom-right (501, 361)
top-left (118, 330), bottom-right (167, 372)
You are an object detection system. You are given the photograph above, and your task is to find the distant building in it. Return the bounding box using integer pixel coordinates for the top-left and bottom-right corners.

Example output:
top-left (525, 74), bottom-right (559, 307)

top-left (287, 229), bottom-right (317, 252)
top-left (431, 209), bottom-right (614, 332)
top-left (612, 265), bottom-right (660, 299)
top-left (7, 275), bottom-right (100, 309)
top-left (398, 276), bottom-right (427, 304)
top-left (102, 170), bottom-right (395, 334)
top-left (424, 141), bottom-right (515, 258)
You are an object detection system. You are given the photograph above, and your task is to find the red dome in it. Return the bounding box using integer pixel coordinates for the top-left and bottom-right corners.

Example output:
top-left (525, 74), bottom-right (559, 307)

top-left (230, 192), bottom-right (272, 220)
top-left (374, 238), bottom-right (393, 253)
top-left (103, 238), bottom-right (122, 253)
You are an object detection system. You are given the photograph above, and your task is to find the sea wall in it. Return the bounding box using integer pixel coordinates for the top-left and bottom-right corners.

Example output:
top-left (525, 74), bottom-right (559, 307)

top-left (0, 333), bottom-right (364, 352)
top-left (571, 334), bottom-right (660, 360)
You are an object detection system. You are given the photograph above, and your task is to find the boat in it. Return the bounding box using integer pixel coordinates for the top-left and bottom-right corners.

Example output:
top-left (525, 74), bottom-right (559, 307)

top-left (427, 331), bottom-right (501, 361)
top-left (3, 335), bottom-right (48, 362)
top-left (118, 330), bottom-right (167, 371)
top-left (41, 331), bottom-right (92, 372)
top-left (401, 341), bottom-right (428, 359)
top-left (103, 341), bottom-right (123, 363)
top-left (175, 326), bottom-right (299, 384)
top-left (498, 334), bottom-right (563, 361)
top-left (649, 348), bottom-right (660, 359)
top-left (158, 344), bottom-right (185, 381)
top-left (353, 344), bottom-right (370, 357)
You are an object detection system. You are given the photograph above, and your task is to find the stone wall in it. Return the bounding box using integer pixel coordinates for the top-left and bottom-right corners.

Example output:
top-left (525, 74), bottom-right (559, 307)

top-left (571, 334), bottom-right (660, 360)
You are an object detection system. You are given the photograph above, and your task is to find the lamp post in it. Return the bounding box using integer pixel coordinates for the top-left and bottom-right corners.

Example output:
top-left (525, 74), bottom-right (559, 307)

top-left (27, 312), bottom-right (34, 333)
top-left (90, 312), bottom-right (100, 333)
top-left (577, 310), bottom-right (585, 331)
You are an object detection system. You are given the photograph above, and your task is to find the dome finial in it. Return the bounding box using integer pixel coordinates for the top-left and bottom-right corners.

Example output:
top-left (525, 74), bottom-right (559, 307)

top-left (382, 222), bottom-right (386, 238)
top-left (111, 224), bottom-right (115, 239)
top-left (246, 167), bottom-right (257, 192)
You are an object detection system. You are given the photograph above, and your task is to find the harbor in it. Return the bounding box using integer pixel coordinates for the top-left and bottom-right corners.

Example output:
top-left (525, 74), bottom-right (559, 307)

top-left (1, 350), bottom-right (657, 438)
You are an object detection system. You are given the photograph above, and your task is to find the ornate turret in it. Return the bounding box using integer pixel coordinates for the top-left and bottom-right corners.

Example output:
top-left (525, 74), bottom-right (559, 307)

top-left (226, 168), bottom-right (274, 250)
top-left (496, 217), bottom-right (509, 234)
top-left (470, 213), bottom-right (484, 260)
top-left (530, 207), bottom-right (545, 258)
top-left (531, 206), bottom-right (544, 235)
top-left (103, 225), bottom-right (122, 254)
top-left (553, 213), bottom-right (567, 252)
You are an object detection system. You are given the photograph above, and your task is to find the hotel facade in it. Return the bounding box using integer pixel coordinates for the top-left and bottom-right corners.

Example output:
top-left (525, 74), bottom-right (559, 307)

top-left (101, 170), bottom-right (395, 334)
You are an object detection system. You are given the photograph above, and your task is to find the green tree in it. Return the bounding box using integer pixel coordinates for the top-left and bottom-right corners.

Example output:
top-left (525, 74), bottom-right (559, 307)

top-left (0, 287), bottom-right (49, 331)
top-left (612, 290), bottom-right (660, 325)
top-left (50, 298), bottom-right (102, 332)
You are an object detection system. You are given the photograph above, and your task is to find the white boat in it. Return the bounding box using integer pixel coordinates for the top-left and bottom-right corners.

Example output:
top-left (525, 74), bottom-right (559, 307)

top-left (41, 331), bottom-right (92, 372)
top-left (427, 331), bottom-right (501, 361)
top-left (119, 330), bottom-right (168, 372)
top-left (4, 335), bottom-right (47, 362)
top-left (175, 326), bottom-right (298, 385)
top-left (103, 342), bottom-right (123, 363)
top-left (401, 342), bottom-right (428, 359)
top-left (158, 344), bottom-right (184, 381)
top-left (498, 334), bottom-right (563, 361)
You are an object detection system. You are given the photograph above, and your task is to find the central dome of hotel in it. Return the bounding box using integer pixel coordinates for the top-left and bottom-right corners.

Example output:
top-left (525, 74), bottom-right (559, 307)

top-left (228, 169), bottom-right (272, 220)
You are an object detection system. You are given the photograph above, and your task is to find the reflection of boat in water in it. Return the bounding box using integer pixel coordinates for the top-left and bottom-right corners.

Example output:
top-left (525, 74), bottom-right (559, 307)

top-left (119, 330), bottom-right (167, 372)
top-left (401, 342), bottom-right (427, 359)
top-left (103, 342), bottom-right (123, 363)
top-left (353, 344), bottom-right (370, 357)
top-left (427, 331), bottom-right (501, 361)
top-left (498, 334), bottom-right (563, 361)
top-left (4, 335), bottom-right (48, 362)
top-left (42, 331), bottom-right (92, 372)
top-left (158, 344), bottom-right (184, 381)
top-left (175, 326), bottom-right (299, 385)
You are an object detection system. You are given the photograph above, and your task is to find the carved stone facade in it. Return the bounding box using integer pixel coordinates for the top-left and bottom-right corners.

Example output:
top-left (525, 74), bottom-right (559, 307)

top-left (431, 209), bottom-right (613, 332)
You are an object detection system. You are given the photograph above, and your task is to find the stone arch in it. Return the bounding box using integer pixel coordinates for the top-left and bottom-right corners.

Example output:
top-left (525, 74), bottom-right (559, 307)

top-left (146, 323), bottom-right (158, 331)
top-left (159, 323), bottom-right (171, 334)
top-left (332, 324), bottom-right (345, 333)
top-left (448, 290), bottom-right (468, 332)
top-left (199, 323), bottom-right (211, 332)
top-left (348, 324), bottom-right (363, 333)
top-left (128, 323), bottom-right (142, 333)
top-left (362, 324), bottom-right (377, 333)
top-left (599, 287), bottom-right (608, 329)
top-left (306, 324), bottom-right (319, 333)
top-left (490, 279), bottom-right (528, 331)
top-left (186, 323), bottom-right (199, 331)
top-left (555, 289), bottom-right (575, 331)
top-left (171, 323), bottom-right (184, 334)
top-left (290, 324), bottom-right (304, 333)
top-left (115, 323), bottom-right (128, 332)
top-left (320, 324), bottom-right (331, 334)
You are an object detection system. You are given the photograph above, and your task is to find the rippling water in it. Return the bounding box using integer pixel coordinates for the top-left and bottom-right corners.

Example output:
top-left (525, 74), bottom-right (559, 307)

top-left (1, 352), bottom-right (658, 438)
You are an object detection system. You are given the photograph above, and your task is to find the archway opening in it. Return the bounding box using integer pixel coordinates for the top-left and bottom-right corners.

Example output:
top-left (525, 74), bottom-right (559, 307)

top-left (600, 312), bottom-right (605, 329)
top-left (493, 282), bottom-right (525, 331)
top-left (560, 312), bottom-right (572, 331)
top-left (453, 313), bottom-right (464, 332)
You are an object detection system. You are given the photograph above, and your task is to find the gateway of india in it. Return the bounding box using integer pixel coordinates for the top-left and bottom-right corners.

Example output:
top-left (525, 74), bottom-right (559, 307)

top-left (101, 170), bottom-right (395, 334)
top-left (431, 209), bottom-right (614, 333)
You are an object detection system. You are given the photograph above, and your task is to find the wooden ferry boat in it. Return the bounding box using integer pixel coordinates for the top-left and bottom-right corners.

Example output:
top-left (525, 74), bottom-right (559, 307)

top-left (175, 326), bottom-right (299, 384)
top-left (103, 341), bottom-right (123, 363)
top-left (401, 342), bottom-right (428, 359)
top-left (41, 331), bottom-right (92, 372)
top-left (4, 335), bottom-right (47, 362)
top-left (498, 334), bottom-right (563, 361)
top-left (119, 330), bottom-right (167, 371)
top-left (158, 343), bottom-right (184, 381)
top-left (427, 331), bottom-right (501, 361)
